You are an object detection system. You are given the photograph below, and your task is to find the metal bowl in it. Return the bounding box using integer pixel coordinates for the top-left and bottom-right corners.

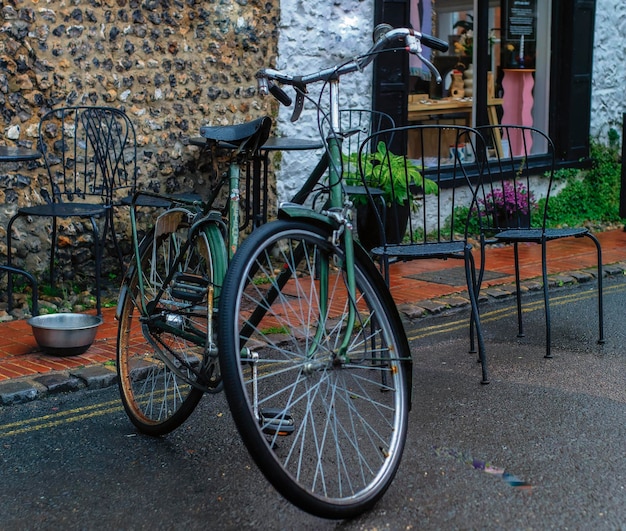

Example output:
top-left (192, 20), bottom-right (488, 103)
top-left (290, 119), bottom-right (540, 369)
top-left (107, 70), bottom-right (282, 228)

top-left (28, 313), bottom-right (103, 357)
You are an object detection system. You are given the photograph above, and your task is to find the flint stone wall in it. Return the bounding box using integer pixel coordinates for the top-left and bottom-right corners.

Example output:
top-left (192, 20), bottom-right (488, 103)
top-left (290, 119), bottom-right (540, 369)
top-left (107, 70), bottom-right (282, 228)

top-left (0, 0), bottom-right (278, 281)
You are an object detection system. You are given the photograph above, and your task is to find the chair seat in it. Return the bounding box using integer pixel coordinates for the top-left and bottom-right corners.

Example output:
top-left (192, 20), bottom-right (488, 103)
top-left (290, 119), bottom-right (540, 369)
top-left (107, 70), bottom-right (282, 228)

top-left (120, 192), bottom-right (201, 208)
top-left (18, 203), bottom-right (107, 218)
top-left (344, 185), bottom-right (386, 196)
top-left (495, 227), bottom-right (589, 243)
top-left (371, 241), bottom-right (468, 259)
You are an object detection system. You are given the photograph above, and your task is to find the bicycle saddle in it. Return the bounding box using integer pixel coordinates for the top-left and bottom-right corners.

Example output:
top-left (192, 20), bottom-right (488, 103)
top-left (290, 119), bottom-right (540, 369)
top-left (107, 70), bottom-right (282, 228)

top-left (200, 117), bottom-right (272, 149)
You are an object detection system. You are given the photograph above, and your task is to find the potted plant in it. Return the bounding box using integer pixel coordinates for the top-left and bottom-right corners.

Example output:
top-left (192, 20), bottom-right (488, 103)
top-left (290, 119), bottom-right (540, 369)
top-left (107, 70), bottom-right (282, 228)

top-left (344, 141), bottom-right (438, 249)
top-left (479, 180), bottom-right (536, 229)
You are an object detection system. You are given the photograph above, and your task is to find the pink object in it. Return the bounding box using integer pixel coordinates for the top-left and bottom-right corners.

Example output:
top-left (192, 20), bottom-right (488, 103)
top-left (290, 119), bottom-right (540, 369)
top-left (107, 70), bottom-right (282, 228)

top-left (501, 69), bottom-right (535, 156)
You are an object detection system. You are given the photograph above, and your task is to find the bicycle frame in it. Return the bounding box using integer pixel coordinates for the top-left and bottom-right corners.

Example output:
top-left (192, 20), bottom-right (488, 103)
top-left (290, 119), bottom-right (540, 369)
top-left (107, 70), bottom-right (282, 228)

top-left (119, 150), bottom-right (242, 347)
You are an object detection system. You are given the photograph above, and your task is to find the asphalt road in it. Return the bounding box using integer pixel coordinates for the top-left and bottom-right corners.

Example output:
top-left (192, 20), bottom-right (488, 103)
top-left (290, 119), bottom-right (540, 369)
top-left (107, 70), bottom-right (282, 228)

top-left (1, 275), bottom-right (625, 530)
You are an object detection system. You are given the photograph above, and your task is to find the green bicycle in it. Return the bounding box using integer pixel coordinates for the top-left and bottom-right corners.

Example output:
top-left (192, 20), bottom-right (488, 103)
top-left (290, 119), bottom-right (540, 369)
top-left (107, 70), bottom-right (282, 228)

top-left (116, 25), bottom-right (447, 518)
top-left (217, 26), bottom-right (447, 518)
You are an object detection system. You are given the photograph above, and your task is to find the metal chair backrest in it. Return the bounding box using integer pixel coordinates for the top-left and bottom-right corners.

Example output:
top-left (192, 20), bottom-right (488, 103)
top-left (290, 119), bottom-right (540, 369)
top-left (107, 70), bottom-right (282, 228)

top-left (38, 106), bottom-right (136, 206)
top-left (474, 125), bottom-right (555, 233)
top-left (355, 124), bottom-right (483, 252)
top-left (338, 108), bottom-right (396, 159)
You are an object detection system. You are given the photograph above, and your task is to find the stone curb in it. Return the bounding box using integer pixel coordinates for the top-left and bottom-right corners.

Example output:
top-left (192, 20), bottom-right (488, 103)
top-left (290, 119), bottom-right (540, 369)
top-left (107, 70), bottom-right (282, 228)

top-left (397, 263), bottom-right (624, 322)
top-left (1, 263), bottom-right (624, 407)
top-left (0, 365), bottom-right (117, 406)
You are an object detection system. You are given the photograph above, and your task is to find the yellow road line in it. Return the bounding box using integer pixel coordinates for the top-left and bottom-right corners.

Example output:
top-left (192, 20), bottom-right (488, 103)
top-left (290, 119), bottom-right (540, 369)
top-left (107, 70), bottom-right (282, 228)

top-left (0, 405), bottom-right (123, 437)
top-left (0, 398), bottom-right (125, 438)
top-left (407, 282), bottom-right (623, 341)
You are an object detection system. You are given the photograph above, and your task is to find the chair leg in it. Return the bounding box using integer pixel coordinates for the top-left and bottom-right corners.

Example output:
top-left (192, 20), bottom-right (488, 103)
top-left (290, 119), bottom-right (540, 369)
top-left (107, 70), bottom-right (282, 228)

top-left (88, 216), bottom-right (103, 317)
top-left (6, 214), bottom-right (19, 313)
top-left (541, 240), bottom-right (552, 358)
top-left (106, 206), bottom-right (127, 275)
top-left (0, 266), bottom-right (39, 316)
top-left (6, 214), bottom-right (39, 316)
top-left (50, 216), bottom-right (58, 288)
top-left (468, 239), bottom-right (486, 355)
top-left (513, 242), bottom-right (525, 338)
top-left (465, 250), bottom-right (489, 384)
top-left (585, 232), bottom-right (605, 344)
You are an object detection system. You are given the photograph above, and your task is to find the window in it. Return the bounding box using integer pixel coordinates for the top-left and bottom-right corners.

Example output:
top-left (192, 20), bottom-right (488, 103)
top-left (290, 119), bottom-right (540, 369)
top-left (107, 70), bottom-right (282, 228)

top-left (373, 0), bottom-right (597, 165)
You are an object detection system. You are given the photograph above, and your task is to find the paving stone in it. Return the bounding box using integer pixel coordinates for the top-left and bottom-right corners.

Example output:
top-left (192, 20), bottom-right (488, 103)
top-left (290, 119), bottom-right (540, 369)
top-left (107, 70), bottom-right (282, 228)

top-left (521, 279), bottom-right (543, 291)
top-left (417, 300), bottom-right (448, 314)
top-left (398, 303), bottom-right (428, 319)
top-left (611, 261), bottom-right (626, 272)
top-left (603, 264), bottom-right (624, 276)
top-left (552, 274), bottom-right (576, 286)
top-left (34, 373), bottom-right (83, 394)
top-left (0, 380), bottom-right (38, 405)
top-left (71, 365), bottom-right (118, 390)
top-left (439, 296), bottom-right (470, 308)
top-left (569, 270), bottom-right (595, 283)
top-left (483, 287), bottom-right (513, 299)
top-left (496, 283), bottom-right (522, 295)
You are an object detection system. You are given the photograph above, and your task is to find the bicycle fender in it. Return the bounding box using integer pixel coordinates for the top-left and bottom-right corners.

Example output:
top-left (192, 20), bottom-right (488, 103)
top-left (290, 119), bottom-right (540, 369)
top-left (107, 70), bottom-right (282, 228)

top-left (278, 203), bottom-right (339, 229)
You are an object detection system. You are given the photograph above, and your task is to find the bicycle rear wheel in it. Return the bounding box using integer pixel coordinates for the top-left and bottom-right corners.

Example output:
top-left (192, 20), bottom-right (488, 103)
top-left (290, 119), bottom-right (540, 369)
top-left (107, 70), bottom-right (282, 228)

top-left (218, 220), bottom-right (411, 519)
top-left (117, 209), bottom-right (226, 436)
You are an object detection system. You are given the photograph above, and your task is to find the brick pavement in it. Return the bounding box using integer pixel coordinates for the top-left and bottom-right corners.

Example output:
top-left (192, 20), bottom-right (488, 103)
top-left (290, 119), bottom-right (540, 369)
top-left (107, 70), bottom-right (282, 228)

top-left (2, 228), bottom-right (625, 405)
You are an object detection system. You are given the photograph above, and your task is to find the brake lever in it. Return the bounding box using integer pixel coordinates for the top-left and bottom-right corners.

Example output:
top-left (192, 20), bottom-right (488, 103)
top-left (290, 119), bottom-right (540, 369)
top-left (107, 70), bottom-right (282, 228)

top-left (417, 53), bottom-right (442, 85)
top-left (290, 82), bottom-right (307, 122)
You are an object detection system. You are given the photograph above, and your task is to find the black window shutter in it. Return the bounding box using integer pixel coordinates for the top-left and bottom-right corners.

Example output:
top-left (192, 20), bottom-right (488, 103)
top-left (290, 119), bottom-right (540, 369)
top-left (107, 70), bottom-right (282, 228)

top-left (373, 0), bottom-right (410, 153)
top-left (551, 0), bottom-right (596, 161)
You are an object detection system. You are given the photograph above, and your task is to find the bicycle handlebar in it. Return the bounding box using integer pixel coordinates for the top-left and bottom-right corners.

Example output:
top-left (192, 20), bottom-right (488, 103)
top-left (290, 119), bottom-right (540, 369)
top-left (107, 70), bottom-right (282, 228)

top-left (256, 25), bottom-right (448, 117)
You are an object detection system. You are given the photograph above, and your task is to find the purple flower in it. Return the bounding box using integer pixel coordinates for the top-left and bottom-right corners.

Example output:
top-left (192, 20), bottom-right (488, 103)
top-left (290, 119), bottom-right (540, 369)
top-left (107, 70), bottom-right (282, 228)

top-left (480, 182), bottom-right (536, 216)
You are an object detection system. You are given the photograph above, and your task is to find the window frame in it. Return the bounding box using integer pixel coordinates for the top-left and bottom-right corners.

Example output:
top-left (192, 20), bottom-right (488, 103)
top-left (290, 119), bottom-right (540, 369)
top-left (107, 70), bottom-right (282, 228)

top-left (373, 0), bottom-right (596, 174)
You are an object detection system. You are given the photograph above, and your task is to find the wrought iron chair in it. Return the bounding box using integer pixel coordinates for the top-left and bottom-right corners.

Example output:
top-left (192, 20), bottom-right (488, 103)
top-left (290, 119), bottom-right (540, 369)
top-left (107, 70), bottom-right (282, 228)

top-left (356, 124), bottom-right (489, 383)
top-left (311, 109), bottom-right (396, 249)
top-left (339, 109), bottom-right (395, 238)
top-left (474, 124), bottom-right (604, 358)
top-left (6, 106), bottom-right (135, 315)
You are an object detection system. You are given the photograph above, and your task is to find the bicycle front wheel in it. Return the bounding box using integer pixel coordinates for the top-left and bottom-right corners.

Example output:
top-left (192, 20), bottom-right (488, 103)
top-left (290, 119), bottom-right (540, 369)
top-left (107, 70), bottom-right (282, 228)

top-left (218, 220), bottom-right (411, 519)
top-left (117, 210), bottom-right (226, 436)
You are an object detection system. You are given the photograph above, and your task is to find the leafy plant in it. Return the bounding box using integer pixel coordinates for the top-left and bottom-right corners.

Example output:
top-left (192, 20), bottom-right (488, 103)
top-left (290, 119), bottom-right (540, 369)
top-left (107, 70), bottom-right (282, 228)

top-left (545, 137), bottom-right (623, 227)
top-left (344, 141), bottom-right (438, 207)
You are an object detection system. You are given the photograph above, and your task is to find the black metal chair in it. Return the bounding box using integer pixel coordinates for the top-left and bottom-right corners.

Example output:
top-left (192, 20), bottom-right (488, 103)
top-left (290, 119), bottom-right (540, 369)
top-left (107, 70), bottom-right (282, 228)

top-left (6, 106), bottom-right (135, 315)
top-left (356, 124), bottom-right (489, 383)
top-left (339, 109), bottom-right (395, 227)
top-left (310, 109), bottom-right (396, 248)
top-left (474, 124), bottom-right (604, 358)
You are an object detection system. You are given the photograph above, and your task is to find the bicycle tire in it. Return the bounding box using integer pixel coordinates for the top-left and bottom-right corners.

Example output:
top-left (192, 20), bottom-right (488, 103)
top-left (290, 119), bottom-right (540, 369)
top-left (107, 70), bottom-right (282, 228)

top-left (218, 220), bottom-right (411, 518)
top-left (117, 210), bottom-right (226, 436)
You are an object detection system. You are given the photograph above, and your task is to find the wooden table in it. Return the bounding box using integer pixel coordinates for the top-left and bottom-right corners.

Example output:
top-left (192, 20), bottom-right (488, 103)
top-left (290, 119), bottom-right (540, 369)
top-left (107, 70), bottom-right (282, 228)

top-left (408, 97), bottom-right (502, 125)
top-left (408, 97), bottom-right (504, 157)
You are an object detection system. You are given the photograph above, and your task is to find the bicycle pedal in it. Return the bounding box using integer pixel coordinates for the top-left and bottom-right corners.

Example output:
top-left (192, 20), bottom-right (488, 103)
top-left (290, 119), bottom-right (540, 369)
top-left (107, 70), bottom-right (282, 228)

top-left (259, 408), bottom-right (294, 436)
top-left (171, 273), bottom-right (208, 302)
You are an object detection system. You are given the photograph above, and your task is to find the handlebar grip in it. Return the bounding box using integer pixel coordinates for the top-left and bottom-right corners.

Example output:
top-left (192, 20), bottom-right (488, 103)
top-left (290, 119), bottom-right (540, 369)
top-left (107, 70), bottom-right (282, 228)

top-left (419, 33), bottom-right (449, 53)
top-left (269, 83), bottom-right (293, 107)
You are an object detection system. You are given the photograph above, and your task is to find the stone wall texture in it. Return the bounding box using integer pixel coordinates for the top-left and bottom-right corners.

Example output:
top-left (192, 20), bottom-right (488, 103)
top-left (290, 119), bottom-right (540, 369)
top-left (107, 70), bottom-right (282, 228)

top-left (273, 0), bottom-right (373, 204)
top-left (0, 0), bottom-right (279, 280)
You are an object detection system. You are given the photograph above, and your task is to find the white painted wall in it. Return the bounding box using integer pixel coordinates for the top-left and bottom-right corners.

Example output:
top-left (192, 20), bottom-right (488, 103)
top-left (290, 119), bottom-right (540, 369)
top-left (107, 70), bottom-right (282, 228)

top-left (591, 0), bottom-right (626, 141)
top-left (273, 0), bottom-right (374, 204)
